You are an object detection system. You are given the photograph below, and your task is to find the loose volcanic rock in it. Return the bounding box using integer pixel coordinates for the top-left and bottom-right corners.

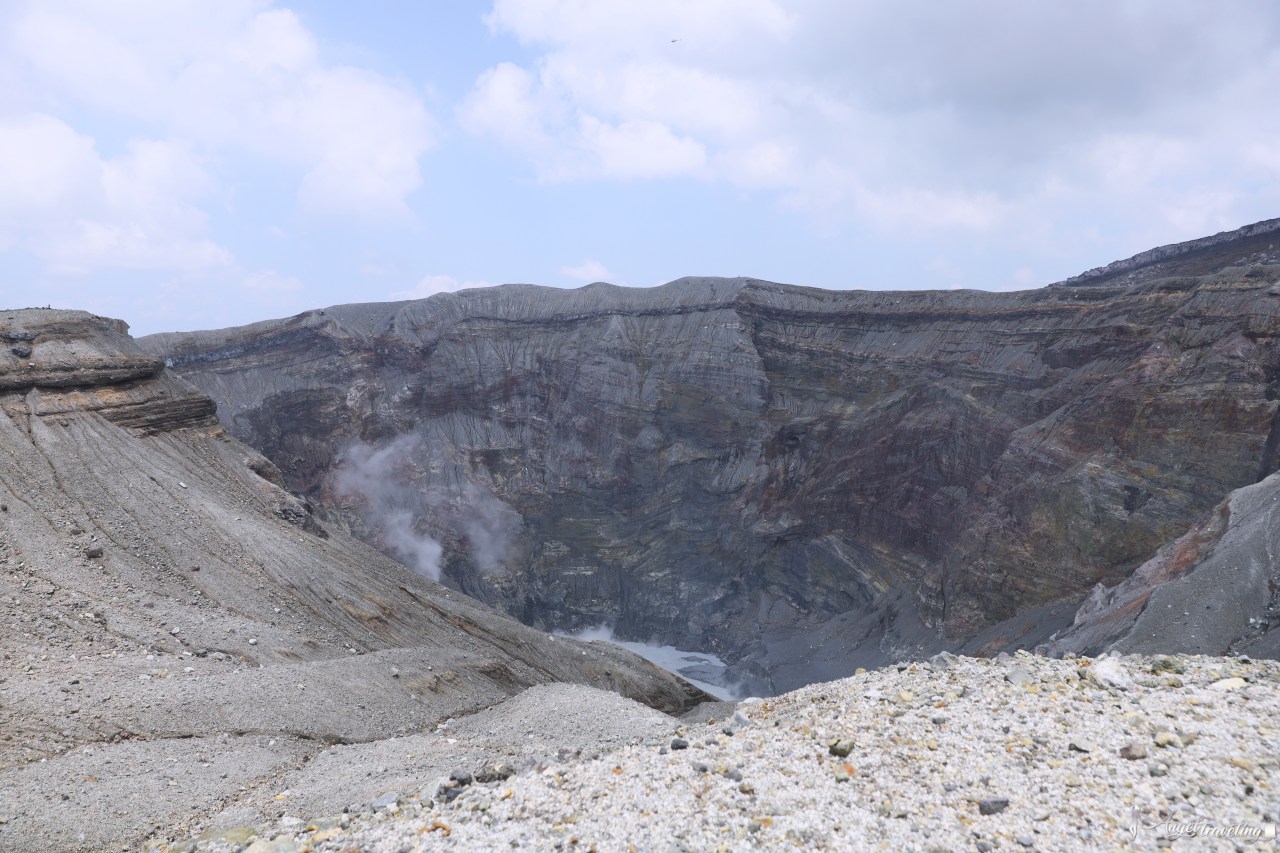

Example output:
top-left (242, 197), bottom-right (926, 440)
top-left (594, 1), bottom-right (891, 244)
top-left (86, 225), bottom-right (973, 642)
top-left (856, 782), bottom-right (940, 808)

top-left (165, 653), bottom-right (1280, 852)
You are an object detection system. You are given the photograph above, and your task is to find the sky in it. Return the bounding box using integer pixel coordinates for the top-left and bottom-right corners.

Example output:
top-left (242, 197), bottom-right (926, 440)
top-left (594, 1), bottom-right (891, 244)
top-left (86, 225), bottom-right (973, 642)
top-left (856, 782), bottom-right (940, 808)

top-left (2, 1), bottom-right (1279, 336)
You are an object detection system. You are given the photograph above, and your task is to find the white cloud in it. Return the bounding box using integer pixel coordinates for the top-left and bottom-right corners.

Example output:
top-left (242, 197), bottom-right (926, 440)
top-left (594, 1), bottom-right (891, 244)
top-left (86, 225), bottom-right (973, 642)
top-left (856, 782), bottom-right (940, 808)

top-left (0, 113), bottom-right (230, 273)
top-left (1083, 134), bottom-right (1192, 192)
top-left (460, 62), bottom-right (553, 152)
top-left (851, 186), bottom-right (1005, 232)
top-left (483, 0), bottom-right (793, 53)
top-left (0, 1), bottom-right (437, 289)
top-left (392, 274), bottom-right (493, 300)
top-left (231, 7), bottom-right (317, 76)
top-left (8, 1), bottom-right (432, 218)
top-left (714, 141), bottom-right (800, 190)
top-left (286, 66), bottom-right (433, 217)
top-left (466, 0), bottom-right (1280, 244)
top-left (572, 116), bottom-right (705, 180)
top-left (0, 113), bottom-right (97, 218)
top-left (1246, 141), bottom-right (1280, 176)
top-left (560, 260), bottom-right (616, 283)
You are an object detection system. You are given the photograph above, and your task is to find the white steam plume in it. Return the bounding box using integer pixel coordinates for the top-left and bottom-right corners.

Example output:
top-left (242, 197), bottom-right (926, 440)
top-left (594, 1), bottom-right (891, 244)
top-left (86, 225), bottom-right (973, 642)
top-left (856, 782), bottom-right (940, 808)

top-left (379, 509), bottom-right (444, 580)
top-left (455, 480), bottom-right (520, 574)
top-left (334, 435), bottom-right (522, 579)
top-left (335, 436), bottom-right (444, 580)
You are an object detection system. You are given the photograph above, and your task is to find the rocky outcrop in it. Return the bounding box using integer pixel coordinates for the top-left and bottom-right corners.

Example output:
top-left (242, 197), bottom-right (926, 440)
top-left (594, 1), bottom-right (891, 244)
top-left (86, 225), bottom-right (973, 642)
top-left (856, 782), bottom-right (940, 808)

top-left (1042, 468), bottom-right (1280, 658)
top-left (1051, 217), bottom-right (1280, 289)
top-left (0, 309), bottom-right (218, 434)
top-left (140, 223), bottom-right (1280, 691)
top-left (2, 311), bottom-right (161, 389)
top-left (0, 309), bottom-right (706, 853)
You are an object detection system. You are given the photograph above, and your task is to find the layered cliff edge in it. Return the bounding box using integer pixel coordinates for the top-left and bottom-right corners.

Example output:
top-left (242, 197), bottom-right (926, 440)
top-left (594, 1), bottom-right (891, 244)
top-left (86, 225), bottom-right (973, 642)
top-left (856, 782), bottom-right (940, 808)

top-left (0, 309), bottom-right (709, 853)
top-left (139, 221), bottom-right (1280, 692)
top-left (1051, 217), bottom-right (1280, 289)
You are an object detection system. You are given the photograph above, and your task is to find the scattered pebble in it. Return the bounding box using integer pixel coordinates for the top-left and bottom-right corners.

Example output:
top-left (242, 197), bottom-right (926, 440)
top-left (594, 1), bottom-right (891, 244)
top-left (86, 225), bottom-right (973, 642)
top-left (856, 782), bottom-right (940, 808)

top-left (1119, 742), bottom-right (1147, 760)
top-left (1005, 668), bottom-right (1033, 687)
top-left (828, 738), bottom-right (856, 757)
top-left (159, 654), bottom-right (1280, 852)
top-left (978, 798), bottom-right (1010, 815)
top-left (1085, 656), bottom-right (1132, 690)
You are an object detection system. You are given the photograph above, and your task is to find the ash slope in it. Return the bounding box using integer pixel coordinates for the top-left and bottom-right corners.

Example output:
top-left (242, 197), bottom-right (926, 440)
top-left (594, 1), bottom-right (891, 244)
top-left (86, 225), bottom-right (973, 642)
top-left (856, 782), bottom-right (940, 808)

top-left (141, 221), bottom-right (1280, 691)
top-left (0, 309), bottom-right (706, 853)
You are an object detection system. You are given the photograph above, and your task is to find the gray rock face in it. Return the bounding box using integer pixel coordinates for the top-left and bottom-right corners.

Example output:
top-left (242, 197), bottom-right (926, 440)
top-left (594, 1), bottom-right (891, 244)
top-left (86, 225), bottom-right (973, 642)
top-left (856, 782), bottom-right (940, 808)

top-left (1043, 468), bottom-right (1280, 658)
top-left (0, 308), bottom-right (706, 853)
top-left (138, 228), bottom-right (1280, 690)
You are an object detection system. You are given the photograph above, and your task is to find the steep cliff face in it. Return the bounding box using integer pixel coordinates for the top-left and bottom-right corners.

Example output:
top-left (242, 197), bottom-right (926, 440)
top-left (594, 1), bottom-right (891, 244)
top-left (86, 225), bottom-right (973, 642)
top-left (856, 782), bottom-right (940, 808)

top-left (0, 309), bottom-right (706, 852)
top-left (140, 222), bottom-right (1280, 690)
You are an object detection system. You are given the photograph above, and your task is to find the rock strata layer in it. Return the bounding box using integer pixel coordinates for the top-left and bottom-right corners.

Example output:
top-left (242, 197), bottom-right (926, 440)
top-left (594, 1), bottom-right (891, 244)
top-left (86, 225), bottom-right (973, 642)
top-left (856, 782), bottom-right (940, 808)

top-left (140, 225), bottom-right (1280, 691)
top-left (141, 224), bottom-right (1280, 690)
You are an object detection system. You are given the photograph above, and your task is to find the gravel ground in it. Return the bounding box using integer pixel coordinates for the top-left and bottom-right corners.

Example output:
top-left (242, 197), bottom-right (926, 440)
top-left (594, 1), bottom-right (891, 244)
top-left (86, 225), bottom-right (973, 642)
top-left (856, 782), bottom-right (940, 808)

top-left (209, 684), bottom-right (684, 827)
top-left (160, 651), bottom-right (1279, 852)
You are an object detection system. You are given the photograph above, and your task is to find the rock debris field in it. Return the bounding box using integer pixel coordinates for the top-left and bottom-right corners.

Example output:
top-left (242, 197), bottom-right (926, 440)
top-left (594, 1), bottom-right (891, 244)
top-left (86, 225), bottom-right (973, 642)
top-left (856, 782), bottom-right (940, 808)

top-left (161, 652), bottom-right (1278, 852)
